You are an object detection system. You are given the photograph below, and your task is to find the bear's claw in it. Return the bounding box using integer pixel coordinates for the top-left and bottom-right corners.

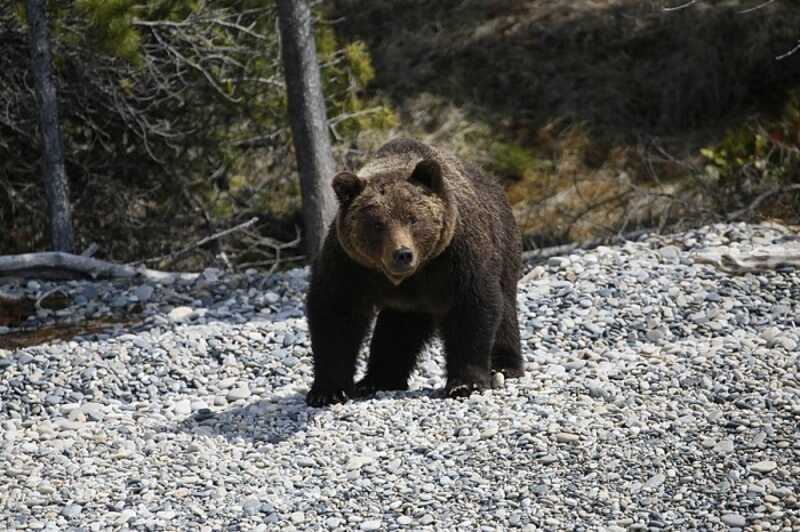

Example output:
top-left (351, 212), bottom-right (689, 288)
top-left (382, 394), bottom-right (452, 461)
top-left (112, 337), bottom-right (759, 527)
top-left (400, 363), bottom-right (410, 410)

top-left (306, 388), bottom-right (349, 407)
top-left (445, 381), bottom-right (486, 398)
top-left (353, 378), bottom-right (408, 397)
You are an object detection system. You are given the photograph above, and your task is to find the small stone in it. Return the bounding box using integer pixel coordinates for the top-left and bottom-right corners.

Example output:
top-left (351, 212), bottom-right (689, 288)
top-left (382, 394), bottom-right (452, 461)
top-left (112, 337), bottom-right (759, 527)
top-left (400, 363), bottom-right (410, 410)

top-left (554, 432), bottom-right (581, 444)
top-left (82, 403), bottom-right (106, 422)
top-left (242, 498), bottom-right (261, 515)
top-left (539, 454), bottom-right (558, 465)
top-left (290, 512), bottom-right (305, 524)
top-left (325, 517), bottom-right (344, 528)
top-left (295, 456), bottom-right (316, 467)
top-left (135, 285), bottom-right (154, 302)
top-left (226, 385), bottom-right (251, 402)
top-left (701, 437), bottom-right (716, 449)
top-left (658, 245), bottom-right (681, 261)
top-left (480, 425), bottom-right (499, 439)
top-left (397, 515), bottom-right (413, 525)
top-left (715, 439), bottom-right (734, 454)
top-left (780, 337), bottom-right (797, 351)
top-left (173, 399), bottom-right (191, 416)
top-left (346, 456), bottom-right (374, 470)
top-left (361, 520), bottom-right (382, 531)
top-left (751, 460), bottom-right (777, 473)
top-left (644, 473), bottom-right (666, 490)
top-left (168, 306), bottom-right (194, 323)
top-left (37, 483), bottom-right (55, 495)
top-left (721, 513), bottom-right (746, 527)
top-left (264, 291), bottom-right (280, 304)
top-left (194, 408), bottom-right (214, 421)
top-left (61, 504), bottom-right (82, 518)
top-left (492, 372), bottom-right (505, 388)
top-left (157, 510), bottom-right (176, 520)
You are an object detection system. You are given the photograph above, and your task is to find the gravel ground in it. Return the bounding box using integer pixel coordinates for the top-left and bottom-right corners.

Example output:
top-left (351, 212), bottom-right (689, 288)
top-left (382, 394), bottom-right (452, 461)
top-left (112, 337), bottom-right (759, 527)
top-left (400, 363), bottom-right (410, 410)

top-left (1, 222), bottom-right (799, 531)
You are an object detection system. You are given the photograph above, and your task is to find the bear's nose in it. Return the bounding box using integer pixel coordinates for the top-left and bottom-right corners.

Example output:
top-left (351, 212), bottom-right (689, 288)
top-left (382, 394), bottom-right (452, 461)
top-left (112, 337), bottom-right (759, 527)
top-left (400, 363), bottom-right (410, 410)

top-left (392, 247), bottom-right (414, 269)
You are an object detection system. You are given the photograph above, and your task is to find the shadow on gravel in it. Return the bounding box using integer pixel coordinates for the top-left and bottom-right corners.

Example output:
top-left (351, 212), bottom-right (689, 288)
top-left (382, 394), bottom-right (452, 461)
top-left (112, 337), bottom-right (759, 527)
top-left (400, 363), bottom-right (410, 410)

top-left (177, 394), bottom-right (313, 445)
top-left (177, 387), bottom-right (446, 444)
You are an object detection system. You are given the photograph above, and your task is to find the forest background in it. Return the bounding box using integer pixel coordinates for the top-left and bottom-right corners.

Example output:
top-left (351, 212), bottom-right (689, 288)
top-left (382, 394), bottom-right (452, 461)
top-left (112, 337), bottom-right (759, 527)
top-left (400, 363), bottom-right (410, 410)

top-left (2, 0), bottom-right (799, 271)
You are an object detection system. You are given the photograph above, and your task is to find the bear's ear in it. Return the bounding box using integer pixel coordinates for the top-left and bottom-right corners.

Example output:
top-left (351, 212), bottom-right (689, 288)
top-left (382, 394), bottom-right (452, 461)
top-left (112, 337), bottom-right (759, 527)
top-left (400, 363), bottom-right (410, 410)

top-left (332, 172), bottom-right (365, 205)
top-left (409, 159), bottom-right (444, 194)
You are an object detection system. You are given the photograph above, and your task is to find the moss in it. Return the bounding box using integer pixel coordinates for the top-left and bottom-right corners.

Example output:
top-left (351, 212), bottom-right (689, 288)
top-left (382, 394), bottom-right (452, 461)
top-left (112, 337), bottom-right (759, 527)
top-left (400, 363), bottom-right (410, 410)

top-left (489, 142), bottom-right (540, 181)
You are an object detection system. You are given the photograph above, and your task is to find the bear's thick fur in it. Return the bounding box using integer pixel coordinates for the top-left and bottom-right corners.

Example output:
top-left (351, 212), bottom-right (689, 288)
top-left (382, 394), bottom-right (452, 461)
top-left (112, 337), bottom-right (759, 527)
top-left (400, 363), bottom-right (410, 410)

top-left (306, 138), bottom-right (523, 407)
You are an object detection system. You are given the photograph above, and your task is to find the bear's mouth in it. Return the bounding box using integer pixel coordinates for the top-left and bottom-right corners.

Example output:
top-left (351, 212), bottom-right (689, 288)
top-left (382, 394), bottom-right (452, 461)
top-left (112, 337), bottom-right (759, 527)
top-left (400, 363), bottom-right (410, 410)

top-left (382, 266), bottom-right (413, 285)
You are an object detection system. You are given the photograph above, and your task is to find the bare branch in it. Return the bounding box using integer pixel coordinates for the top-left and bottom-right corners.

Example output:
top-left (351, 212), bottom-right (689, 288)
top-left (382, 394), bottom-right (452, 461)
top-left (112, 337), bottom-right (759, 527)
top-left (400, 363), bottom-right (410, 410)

top-left (739, 0), bottom-right (776, 14)
top-left (777, 40), bottom-right (800, 60)
top-left (133, 217), bottom-right (259, 267)
top-left (662, 0), bottom-right (697, 12)
top-left (726, 184), bottom-right (800, 220)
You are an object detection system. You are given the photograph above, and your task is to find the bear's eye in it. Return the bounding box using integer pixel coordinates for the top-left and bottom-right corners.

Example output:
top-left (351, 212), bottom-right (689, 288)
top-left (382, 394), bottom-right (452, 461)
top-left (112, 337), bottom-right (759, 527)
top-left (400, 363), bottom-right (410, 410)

top-left (372, 219), bottom-right (385, 231)
top-left (409, 215), bottom-right (417, 226)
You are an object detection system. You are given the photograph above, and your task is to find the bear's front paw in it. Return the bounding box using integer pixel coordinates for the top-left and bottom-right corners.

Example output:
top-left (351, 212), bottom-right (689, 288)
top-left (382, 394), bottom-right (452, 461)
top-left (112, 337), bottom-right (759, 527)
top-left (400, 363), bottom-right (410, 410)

top-left (306, 387), bottom-right (349, 407)
top-left (444, 379), bottom-right (488, 399)
top-left (353, 377), bottom-right (408, 398)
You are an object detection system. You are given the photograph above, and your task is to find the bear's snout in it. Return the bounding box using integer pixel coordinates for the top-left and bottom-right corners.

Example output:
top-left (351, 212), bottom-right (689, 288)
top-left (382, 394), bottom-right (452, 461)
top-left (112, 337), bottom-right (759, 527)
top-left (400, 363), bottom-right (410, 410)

top-left (392, 247), bottom-right (414, 271)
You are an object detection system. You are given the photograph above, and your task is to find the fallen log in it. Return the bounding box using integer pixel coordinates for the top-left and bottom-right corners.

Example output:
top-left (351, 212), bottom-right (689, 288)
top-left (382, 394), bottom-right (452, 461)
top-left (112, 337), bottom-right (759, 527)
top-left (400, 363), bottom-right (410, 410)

top-left (693, 245), bottom-right (800, 274)
top-left (0, 252), bottom-right (200, 283)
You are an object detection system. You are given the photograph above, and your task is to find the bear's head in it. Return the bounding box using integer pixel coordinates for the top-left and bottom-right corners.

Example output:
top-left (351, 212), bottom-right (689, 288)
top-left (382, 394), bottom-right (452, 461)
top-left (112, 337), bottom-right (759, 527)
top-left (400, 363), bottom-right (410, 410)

top-left (333, 159), bottom-right (457, 285)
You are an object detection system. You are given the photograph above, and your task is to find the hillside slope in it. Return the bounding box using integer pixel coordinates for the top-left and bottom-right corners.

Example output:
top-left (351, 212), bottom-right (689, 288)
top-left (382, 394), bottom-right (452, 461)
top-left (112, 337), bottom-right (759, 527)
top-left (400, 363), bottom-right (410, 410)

top-left (332, 0), bottom-right (800, 244)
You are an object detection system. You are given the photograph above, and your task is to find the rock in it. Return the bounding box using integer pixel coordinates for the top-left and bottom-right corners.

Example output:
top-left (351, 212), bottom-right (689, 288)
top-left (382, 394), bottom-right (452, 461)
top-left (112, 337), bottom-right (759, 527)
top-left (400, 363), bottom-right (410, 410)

top-left (242, 498), bottom-right (262, 515)
top-left (360, 520), bottom-right (382, 531)
top-left (721, 513), bottom-right (746, 527)
top-left (715, 439), bottom-right (734, 454)
top-left (168, 306), bottom-right (194, 323)
top-left (658, 246), bottom-right (681, 261)
top-left (325, 517), bottom-right (344, 528)
top-left (135, 285), bottom-right (155, 302)
top-left (480, 425), bottom-right (499, 439)
top-left (226, 385), bottom-right (251, 402)
top-left (492, 371), bottom-right (505, 388)
top-left (554, 432), bottom-right (581, 444)
top-left (751, 460), bottom-right (778, 473)
top-left (264, 291), bottom-right (280, 304)
top-left (173, 399), bottom-right (191, 416)
top-left (194, 408), bottom-right (214, 421)
top-left (547, 256), bottom-right (569, 268)
top-left (397, 515), bottom-right (413, 526)
top-left (346, 456), bottom-right (375, 470)
top-left (82, 403), bottom-right (106, 422)
top-left (644, 473), bottom-right (666, 490)
top-left (61, 504), bottom-right (82, 518)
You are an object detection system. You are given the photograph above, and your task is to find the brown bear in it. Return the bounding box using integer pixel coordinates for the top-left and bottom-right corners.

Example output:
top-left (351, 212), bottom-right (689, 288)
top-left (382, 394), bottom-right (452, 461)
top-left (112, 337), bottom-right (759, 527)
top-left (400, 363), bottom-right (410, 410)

top-left (305, 138), bottom-right (523, 407)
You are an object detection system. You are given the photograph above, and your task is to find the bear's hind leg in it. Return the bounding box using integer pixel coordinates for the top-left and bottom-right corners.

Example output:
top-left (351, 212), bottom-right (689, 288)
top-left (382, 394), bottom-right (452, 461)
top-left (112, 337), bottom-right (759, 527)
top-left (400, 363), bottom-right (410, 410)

top-left (355, 310), bottom-right (435, 397)
top-left (491, 293), bottom-right (524, 379)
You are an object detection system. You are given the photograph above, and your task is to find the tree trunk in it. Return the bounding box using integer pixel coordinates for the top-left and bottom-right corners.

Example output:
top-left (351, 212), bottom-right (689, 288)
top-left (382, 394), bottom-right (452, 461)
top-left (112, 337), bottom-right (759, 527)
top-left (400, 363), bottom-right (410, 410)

top-left (27, 0), bottom-right (74, 253)
top-left (276, 0), bottom-right (337, 259)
